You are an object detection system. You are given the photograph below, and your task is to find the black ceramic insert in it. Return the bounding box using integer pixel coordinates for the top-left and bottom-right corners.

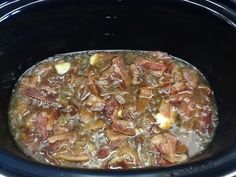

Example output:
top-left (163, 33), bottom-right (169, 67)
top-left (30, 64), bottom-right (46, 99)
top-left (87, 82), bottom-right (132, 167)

top-left (0, 0), bottom-right (235, 176)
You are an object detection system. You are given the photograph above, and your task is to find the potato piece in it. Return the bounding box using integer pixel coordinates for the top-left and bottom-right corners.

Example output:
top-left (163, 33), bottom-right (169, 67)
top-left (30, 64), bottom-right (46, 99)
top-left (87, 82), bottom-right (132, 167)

top-left (153, 113), bottom-right (172, 130)
top-left (152, 100), bottom-right (177, 130)
top-left (90, 53), bottom-right (100, 66)
top-left (117, 110), bottom-right (123, 118)
top-left (55, 62), bottom-right (71, 75)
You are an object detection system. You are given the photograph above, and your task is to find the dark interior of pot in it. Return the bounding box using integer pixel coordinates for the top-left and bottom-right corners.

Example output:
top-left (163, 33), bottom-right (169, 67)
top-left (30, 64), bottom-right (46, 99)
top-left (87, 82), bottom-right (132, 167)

top-left (0, 0), bottom-right (235, 173)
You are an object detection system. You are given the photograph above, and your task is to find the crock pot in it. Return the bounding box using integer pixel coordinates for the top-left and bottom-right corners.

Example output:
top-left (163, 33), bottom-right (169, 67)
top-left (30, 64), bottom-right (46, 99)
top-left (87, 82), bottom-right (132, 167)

top-left (0, 0), bottom-right (235, 176)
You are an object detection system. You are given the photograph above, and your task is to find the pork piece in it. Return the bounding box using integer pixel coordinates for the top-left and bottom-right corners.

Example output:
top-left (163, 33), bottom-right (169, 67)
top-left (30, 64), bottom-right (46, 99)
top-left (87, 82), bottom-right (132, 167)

top-left (96, 147), bottom-right (110, 159)
top-left (28, 112), bottom-right (48, 140)
top-left (136, 87), bottom-right (153, 113)
top-left (20, 128), bottom-right (39, 153)
top-left (20, 75), bottom-right (38, 88)
top-left (150, 51), bottom-right (172, 60)
top-left (130, 64), bottom-right (141, 85)
top-left (111, 119), bottom-right (136, 136)
top-left (48, 132), bottom-right (77, 144)
top-left (105, 129), bottom-right (128, 149)
top-left (135, 58), bottom-right (166, 73)
top-left (33, 62), bottom-right (53, 76)
top-left (178, 98), bottom-right (197, 119)
top-left (86, 70), bottom-right (100, 95)
top-left (46, 109), bottom-right (60, 131)
top-left (197, 84), bottom-right (212, 96)
top-left (112, 56), bottom-right (131, 88)
top-left (54, 149), bottom-right (89, 162)
top-left (104, 99), bottom-right (120, 120)
top-left (42, 149), bottom-right (61, 165)
top-left (21, 87), bottom-right (57, 104)
top-left (151, 133), bottom-right (188, 163)
top-left (139, 87), bottom-right (153, 99)
top-left (88, 77), bottom-right (99, 96)
top-left (27, 109), bottom-right (60, 138)
top-left (137, 98), bottom-right (149, 114)
top-left (42, 75), bottom-right (65, 89)
top-left (53, 123), bottom-right (69, 135)
top-left (169, 90), bottom-right (193, 104)
top-left (46, 140), bottom-right (70, 152)
top-left (108, 141), bottom-right (140, 168)
top-left (199, 108), bottom-right (213, 131)
top-left (86, 94), bottom-right (105, 111)
top-left (182, 69), bottom-right (199, 88)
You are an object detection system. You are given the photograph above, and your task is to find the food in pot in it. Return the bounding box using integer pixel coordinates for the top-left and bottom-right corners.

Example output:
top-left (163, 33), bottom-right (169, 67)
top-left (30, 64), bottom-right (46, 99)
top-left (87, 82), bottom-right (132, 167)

top-left (8, 50), bottom-right (218, 169)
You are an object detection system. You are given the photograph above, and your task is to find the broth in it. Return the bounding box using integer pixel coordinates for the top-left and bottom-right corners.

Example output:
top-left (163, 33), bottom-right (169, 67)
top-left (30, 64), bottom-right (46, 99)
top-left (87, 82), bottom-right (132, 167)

top-left (8, 50), bottom-right (218, 169)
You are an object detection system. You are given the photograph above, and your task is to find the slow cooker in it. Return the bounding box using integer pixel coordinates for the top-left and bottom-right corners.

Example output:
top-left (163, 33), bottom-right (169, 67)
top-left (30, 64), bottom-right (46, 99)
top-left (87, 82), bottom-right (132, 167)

top-left (0, 0), bottom-right (235, 176)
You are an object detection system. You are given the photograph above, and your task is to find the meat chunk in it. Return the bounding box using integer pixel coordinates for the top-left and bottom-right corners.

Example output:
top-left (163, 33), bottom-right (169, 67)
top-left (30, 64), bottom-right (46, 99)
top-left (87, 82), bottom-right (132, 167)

top-left (139, 87), bottom-right (153, 99)
top-left (199, 108), bottom-right (213, 132)
top-left (21, 87), bottom-right (57, 104)
top-left (136, 96), bottom-right (149, 113)
top-left (104, 99), bottom-right (120, 120)
top-left (112, 56), bottom-right (131, 88)
top-left (97, 148), bottom-right (110, 159)
top-left (178, 98), bottom-right (197, 119)
top-left (169, 90), bottom-right (193, 104)
top-left (46, 109), bottom-right (60, 131)
top-left (151, 51), bottom-right (172, 60)
top-left (151, 133), bottom-right (188, 163)
top-left (54, 149), bottom-right (89, 162)
top-left (29, 112), bottom-right (48, 140)
top-left (105, 129), bottom-right (128, 149)
top-left (111, 119), bottom-right (136, 136)
top-left (86, 94), bottom-right (105, 111)
top-left (130, 64), bottom-right (141, 85)
top-left (48, 132), bottom-right (77, 144)
top-left (136, 87), bottom-right (153, 113)
top-left (182, 69), bottom-right (199, 88)
top-left (108, 141), bottom-right (140, 168)
top-left (135, 58), bottom-right (166, 72)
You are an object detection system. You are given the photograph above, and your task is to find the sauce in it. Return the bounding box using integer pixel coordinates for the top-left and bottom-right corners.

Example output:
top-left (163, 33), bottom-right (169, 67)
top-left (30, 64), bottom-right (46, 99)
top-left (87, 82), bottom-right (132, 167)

top-left (8, 50), bottom-right (218, 169)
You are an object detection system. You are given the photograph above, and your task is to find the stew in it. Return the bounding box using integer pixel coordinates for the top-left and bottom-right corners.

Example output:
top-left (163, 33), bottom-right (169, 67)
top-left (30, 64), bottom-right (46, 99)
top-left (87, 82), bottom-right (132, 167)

top-left (8, 50), bottom-right (218, 169)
